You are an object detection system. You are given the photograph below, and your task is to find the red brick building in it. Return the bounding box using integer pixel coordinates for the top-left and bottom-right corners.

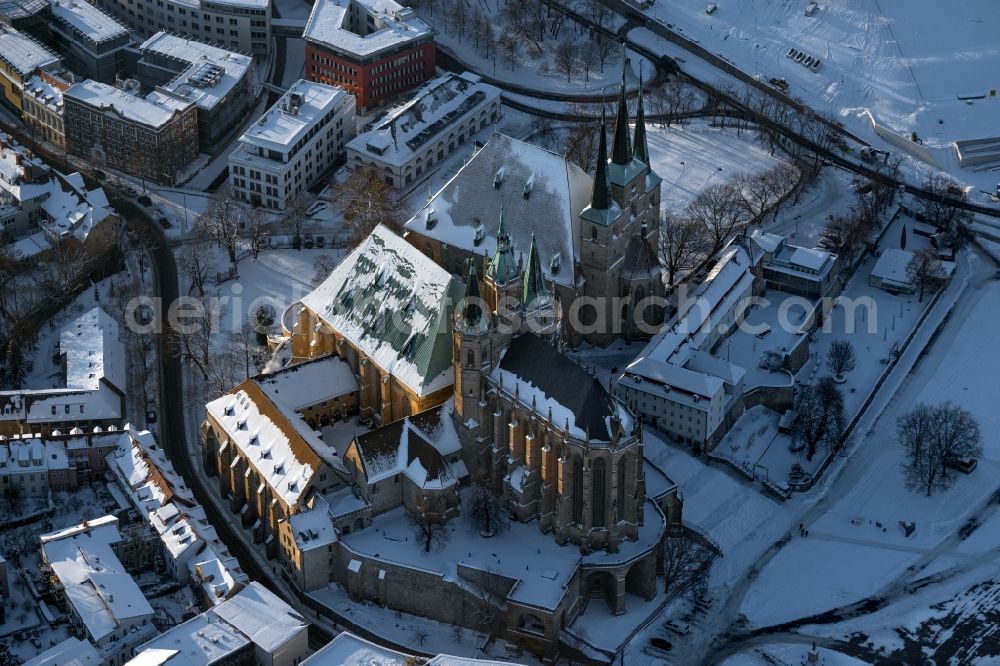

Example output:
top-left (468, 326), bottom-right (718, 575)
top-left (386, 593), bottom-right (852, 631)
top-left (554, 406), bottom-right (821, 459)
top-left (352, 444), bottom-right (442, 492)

top-left (303, 0), bottom-right (435, 112)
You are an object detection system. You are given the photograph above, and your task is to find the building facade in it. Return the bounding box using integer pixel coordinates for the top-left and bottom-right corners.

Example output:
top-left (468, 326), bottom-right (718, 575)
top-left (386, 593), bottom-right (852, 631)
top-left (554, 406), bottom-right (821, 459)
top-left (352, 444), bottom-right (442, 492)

top-left (88, 0), bottom-right (271, 57)
top-left (229, 79), bottom-right (355, 210)
top-left (45, 0), bottom-right (132, 83)
top-left (303, 0), bottom-right (434, 112)
top-left (0, 23), bottom-right (60, 114)
top-left (64, 79), bottom-right (199, 186)
top-left (22, 70), bottom-right (71, 150)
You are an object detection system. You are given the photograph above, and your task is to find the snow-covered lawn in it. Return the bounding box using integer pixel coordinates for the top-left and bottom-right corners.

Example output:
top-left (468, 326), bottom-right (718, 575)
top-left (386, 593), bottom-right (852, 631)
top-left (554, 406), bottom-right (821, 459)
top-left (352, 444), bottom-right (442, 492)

top-left (721, 643), bottom-right (868, 666)
top-left (646, 121), bottom-right (786, 211)
top-left (635, 0), bottom-right (1000, 198)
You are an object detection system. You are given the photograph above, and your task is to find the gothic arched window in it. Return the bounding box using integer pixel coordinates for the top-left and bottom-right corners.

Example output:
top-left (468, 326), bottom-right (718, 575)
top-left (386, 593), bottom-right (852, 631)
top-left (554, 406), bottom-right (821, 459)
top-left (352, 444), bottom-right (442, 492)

top-left (572, 455), bottom-right (584, 525)
top-left (592, 458), bottom-right (607, 528)
top-left (617, 457), bottom-right (627, 520)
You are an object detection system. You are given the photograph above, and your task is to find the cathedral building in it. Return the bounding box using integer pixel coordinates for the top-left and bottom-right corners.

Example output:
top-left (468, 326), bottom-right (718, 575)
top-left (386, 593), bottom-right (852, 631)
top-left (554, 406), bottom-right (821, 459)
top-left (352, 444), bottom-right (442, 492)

top-left (404, 66), bottom-right (664, 346)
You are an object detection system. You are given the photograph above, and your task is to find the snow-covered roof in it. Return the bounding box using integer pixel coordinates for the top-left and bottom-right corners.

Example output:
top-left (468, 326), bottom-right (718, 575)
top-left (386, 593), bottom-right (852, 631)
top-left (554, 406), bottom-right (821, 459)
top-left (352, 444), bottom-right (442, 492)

top-left (302, 632), bottom-right (413, 665)
top-left (23, 72), bottom-right (65, 111)
top-left (48, 0), bottom-right (130, 44)
top-left (288, 494), bottom-right (341, 551)
top-left (303, 0), bottom-right (432, 59)
top-left (350, 403), bottom-right (464, 488)
top-left (205, 381), bottom-right (324, 507)
top-left (347, 72), bottom-right (500, 168)
top-left (23, 637), bottom-right (103, 666)
top-left (254, 354), bottom-right (358, 413)
top-left (140, 32), bottom-right (254, 112)
top-left (870, 248), bottom-right (913, 287)
top-left (619, 357), bottom-right (723, 412)
top-left (0, 23), bottom-right (58, 77)
top-left (404, 133), bottom-right (592, 289)
top-left (40, 517), bottom-right (154, 644)
top-left (64, 79), bottom-right (193, 127)
top-left (237, 79), bottom-right (351, 152)
top-left (132, 612), bottom-right (250, 666)
top-left (750, 228), bottom-right (784, 254)
top-left (211, 582), bottom-right (308, 653)
top-left (491, 333), bottom-right (634, 442)
top-left (300, 224), bottom-right (463, 397)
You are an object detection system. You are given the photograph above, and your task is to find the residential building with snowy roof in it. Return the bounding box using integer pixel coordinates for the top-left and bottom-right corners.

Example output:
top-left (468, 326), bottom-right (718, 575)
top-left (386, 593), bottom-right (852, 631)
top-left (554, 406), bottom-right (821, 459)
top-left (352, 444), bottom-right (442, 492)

top-left (404, 68), bottom-right (664, 345)
top-left (0, 132), bottom-right (119, 255)
top-left (45, 0), bottom-right (132, 83)
top-left (302, 631), bottom-right (524, 665)
top-left (0, 307), bottom-right (126, 437)
top-left (23, 637), bottom-right (103, 666)
top-left (21, 69), bottom-right (71, 150)
top-left (128, 582), bottom-right (309, 666)
top-left (229, 79), bottom-right (355, 210)
top-left (0, 23), bottom-right (60, 114)
top-left (106, 427), bottom-right (249, 607)
top-left (752, 228), bottom-right (840, 299)
top-left (63, 79), bottom-right (199, 186)
top-left (39, 515), bottom-right (157, 666)
top-left (303, 0), bottom-right (434, 112)
top-left (137, 32), bottom-right (257, 151)
top-left (346, 71), bottom-right (500, 188)
top-left (88, 0), bottom-right (271, 57)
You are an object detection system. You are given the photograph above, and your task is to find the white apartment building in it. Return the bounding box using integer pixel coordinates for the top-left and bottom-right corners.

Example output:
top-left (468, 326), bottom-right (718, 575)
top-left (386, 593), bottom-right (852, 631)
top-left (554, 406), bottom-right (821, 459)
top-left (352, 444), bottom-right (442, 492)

top-left (88, 0), bottom-right (271, 57)
top-left (346, 71), bottom-right (500, 188)
top-left (229, 79), bottom-right (355, 210)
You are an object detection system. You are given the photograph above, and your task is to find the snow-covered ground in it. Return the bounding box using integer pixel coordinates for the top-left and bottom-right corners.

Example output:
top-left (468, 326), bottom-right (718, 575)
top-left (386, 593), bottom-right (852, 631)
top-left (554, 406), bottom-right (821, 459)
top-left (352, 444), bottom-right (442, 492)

top-left (635, 0), bottom-right (1000, 199)
top-left (647, 120), bottom-right (787, 211)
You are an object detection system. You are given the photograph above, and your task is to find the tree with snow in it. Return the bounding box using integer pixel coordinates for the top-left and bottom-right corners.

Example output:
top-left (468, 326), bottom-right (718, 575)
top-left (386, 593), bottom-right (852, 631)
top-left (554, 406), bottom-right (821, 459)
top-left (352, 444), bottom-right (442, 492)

top-left (311, 255), bottom-right (338, 287)
top-left (686, 183), bottom-right (747, 251)
top-left (919, 174), bottom-right (972, 235)
top-left (553, 37), bottom-right (577, 82)
top-left (790, 376), bottom-right (845, 461)
top-left (825, 340), bottom-right (856, 382)
top-left (180, 240), bottom-right (212, 297)
top-left (899, 402), bottom-right (982, 497)
top-left (0, 639), bottom-right (16, 666)
top-left (195, 184), bottom-right (245, 267)
top-left (906, 247), bottom-right (947, 303)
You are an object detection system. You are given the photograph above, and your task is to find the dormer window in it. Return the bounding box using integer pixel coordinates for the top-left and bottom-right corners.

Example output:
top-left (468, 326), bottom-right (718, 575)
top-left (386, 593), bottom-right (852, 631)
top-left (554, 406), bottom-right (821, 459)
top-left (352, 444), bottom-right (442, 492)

top-left (424, 206), bottom-right (436, 230)
top-left (473, 225), bottom-right (484, 246)
top-left (523, 177), bottom-right (533, 199)
top-left (549, 253), bottom-right (561, 274)
top-left (494, 167), bottom-right (504, 188)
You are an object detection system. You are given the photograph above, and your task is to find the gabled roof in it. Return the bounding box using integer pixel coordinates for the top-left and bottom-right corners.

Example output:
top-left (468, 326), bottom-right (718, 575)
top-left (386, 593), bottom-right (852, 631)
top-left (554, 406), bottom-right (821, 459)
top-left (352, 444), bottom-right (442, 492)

top-left (404, 133), bottom-right (592, 288)
top-left (492, 333), bottom-right (632, 442)
top-left (301, 225), bottom-right (463, 397)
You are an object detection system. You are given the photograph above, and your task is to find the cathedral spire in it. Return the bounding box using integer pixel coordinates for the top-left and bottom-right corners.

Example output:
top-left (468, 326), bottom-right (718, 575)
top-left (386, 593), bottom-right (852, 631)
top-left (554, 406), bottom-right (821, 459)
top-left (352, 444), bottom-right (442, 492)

top-left (461, 261), bottom-right (483, 327)
top-left (632, 66), bottom-right (649, 165)
top-left (611, 53), bottom-right (632, 166)
top-left (590, 109), bottom-right (612, 210)
top-left (487, 201), bottom-right (519, 284)
top-left (522, 233), bottom-right (546, 309)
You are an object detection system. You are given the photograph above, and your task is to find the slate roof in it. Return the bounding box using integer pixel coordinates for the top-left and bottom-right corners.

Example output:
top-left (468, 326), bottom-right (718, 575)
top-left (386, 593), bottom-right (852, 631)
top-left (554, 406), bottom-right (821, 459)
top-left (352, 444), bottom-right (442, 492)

top-left (494, 333), bottom-right (629, 441)
top-left (404, 133), bottom-right (592, 289)
top-left (621, 232), bottom-right (661, 281)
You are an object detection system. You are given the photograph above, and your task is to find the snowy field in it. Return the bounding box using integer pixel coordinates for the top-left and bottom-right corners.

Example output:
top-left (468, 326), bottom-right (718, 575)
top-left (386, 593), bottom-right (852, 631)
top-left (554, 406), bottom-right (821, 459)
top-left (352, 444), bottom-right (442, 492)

top-left (637, 0), bottom-right (1000, 195)
top-left (647, 121), bottom-right (786, 211)
top-left (738, 260), bottom-right (1000, 633)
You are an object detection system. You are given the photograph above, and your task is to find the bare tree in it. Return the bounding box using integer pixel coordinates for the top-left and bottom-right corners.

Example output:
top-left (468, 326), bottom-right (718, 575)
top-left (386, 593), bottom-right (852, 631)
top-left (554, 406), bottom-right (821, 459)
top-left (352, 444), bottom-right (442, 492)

top-left (733, 170), bottom-right (781, 225)
top-left (180, 240), bottom-right (212, 297)
top-left (246, 207), bottom-right (270, 260)
top-left (686, 183), bottom-right (747, 250)
top-left (311, 254), bottom-right (338, 287)
top-left (662, 534), bottom-right (714, 602)
top-left (564, 118), bottom-right (601, 173)
top-left (167, 293), bottom-right (221, 381)
top-left (408, 494), bottom-right (451, 553)
top-left (553, 37), bottom-right (577, 83)
top-left (657, 211), bottom-right (710, 288)
top-left (906, 247), bottom-right (947, 303)
top-left (919, 174), bottom-right (972, 234)
top-left (899, 402), bottom-right (982, 496)
top-left (466, 567), bottom-right (512, 640)
top-left (342, 166), bottom-right (401, 248)
top-left (278, 194), bottom-right (315, 248)
top-left (467, 479), bottom-right (508, 537)
top-left (595, 34), bottom-right (616, 72)
top-left (498, 28), bottom-right (519, 69)
top-left (826, 340), bottom-right (856, 380)
top-left (196, 184), bottom-right (244, 267)
top-left (790, 376), bottom-right (845, 461)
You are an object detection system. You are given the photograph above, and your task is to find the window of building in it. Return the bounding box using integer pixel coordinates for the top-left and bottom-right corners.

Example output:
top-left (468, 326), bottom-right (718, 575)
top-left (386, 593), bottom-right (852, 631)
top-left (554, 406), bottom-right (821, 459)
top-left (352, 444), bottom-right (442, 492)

top-left (592, 458), bottom-right (607, 527)
top-left (572, 455), bottom-right (584, 525)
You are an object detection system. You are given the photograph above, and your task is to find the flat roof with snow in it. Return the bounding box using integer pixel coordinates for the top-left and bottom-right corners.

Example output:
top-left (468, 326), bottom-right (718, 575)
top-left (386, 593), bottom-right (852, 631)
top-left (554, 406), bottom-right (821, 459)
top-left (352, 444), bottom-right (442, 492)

top-left (211, 582), bottom-right (308, 653)
top-left (237, 79), bottom-right (350, 152)
top-left (132, 612), bottom-right (250, 665)
top-left (140, 32), bottom-right (254, 112)
top-left (48, 0), bottom-right (129, 44)
top-left (303, 0), bottom-right (432, 59)
top-left (64, 79), bottom-right (193, 128)
top-left (23, 637), bottom-right (103, 666)
top-left (0, 23), bottom-right (58, 77)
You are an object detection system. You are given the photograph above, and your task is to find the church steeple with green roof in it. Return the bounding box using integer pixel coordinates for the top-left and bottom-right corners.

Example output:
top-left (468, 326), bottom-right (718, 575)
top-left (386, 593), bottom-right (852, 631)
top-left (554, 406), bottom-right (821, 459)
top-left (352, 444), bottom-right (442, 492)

top-left (522, 233), bottom-right (547, 309)
top-left (486, 202), bottom-right (520, 285)
top-left (611, 58), bottom-right (632, 166)
top-left (633, 68), bottom-right (649, 165)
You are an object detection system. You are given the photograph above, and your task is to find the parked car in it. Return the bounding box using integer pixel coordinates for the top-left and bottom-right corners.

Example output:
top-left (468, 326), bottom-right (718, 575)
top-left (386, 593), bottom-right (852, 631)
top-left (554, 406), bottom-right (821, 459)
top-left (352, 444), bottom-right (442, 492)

top-left (304, 234), bottom-right (314, 249)
top-left (946, 457), bottom-right (978, 474)
top-left (316, 235), bottom-right (326, 248)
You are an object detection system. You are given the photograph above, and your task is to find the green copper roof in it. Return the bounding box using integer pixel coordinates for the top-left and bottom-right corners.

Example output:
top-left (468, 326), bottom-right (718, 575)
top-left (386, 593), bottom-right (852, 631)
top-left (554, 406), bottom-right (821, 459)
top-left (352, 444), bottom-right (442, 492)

top-left (633, 71), bottom-right (649, 165)
top-left (522, 233), bottom-right (548, 309)
top-left (611, 62), bottom-right (632, 166)
top-left (486, 203), bottom-right (520, 285)
top-left (590, 111), bottom-right (612, 211)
